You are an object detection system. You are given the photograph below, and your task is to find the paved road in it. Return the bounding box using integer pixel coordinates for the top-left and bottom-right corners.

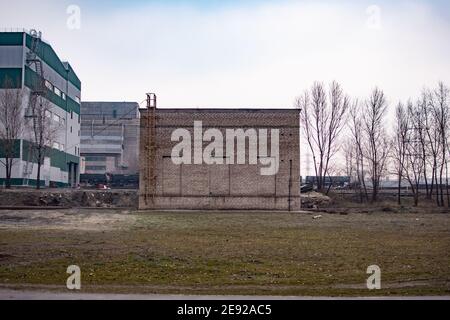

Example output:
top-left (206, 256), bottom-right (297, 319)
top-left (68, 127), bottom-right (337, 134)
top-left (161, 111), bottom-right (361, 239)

top-left (1, 289), bottom-right (449, 300)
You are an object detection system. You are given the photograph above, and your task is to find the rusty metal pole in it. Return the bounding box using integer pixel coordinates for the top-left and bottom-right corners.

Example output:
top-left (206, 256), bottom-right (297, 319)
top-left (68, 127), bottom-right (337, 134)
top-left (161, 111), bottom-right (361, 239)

top-left (144, 93), bottom-right (157, 206)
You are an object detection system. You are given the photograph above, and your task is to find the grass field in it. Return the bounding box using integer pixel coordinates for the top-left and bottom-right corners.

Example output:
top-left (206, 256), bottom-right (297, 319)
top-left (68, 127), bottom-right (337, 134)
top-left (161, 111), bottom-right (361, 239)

top-left (0, 209), bottom-right (449, 296)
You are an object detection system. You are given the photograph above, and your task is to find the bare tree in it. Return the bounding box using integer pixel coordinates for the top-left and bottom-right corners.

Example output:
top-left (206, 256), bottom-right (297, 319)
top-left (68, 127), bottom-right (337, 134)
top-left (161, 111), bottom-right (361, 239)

top-left (349, 101), bottom-right (369, 202)
top-left (415, 94), bottom-right (430, 198)
top-left (447, 130), bottom-right (450, 207)
top-left (297, 81), bottom-right (349, 192)
top-left (435, 82), bottom-right (450, 206)
top-left (392, 102), bottom-right (409, 205)
top-left (420, 88), bottom-right (441, 203)
top-left (429, 82), bottom-right (449, 207)
top-left (0, 77), bottom-right (24, 188)
top-left (343, 138), bottom-right (355, 184)
top-left (402, 101), bottom-right (425, 206)
top-left (26, 94), bottom-right (60, 189)
top-left (363, 88), bottom-right (390, 203)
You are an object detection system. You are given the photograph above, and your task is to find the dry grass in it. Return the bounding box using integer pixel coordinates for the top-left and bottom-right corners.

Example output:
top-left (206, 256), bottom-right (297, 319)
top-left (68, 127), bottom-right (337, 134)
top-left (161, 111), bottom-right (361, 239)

top-left (0, 209), bottom-right (449, 296)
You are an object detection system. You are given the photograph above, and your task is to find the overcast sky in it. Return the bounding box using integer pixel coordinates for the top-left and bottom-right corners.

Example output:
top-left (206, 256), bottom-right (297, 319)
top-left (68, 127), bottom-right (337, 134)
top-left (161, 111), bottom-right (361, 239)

top-left (1, 0), bottom-right (450, 109)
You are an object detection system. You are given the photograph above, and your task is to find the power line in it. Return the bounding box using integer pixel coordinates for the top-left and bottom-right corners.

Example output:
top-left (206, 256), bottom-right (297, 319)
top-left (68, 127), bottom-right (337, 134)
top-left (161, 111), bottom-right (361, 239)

top-left (62, 100), bottom-right (145, 154)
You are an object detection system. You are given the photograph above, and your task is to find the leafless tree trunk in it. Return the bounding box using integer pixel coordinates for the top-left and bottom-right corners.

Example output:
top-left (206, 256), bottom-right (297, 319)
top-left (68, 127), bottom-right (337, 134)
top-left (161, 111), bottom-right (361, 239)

top-left (446, 154), bottom-right (449, 207)
top-left (429, 82), bottom-right (449, 207)
top-left (349, 101), bottom-right (369, 202)
top-left (420, 89), bottom-right (440, 204)
top-left (446, 127), bottom-right (450, 207)
top-left (402, 101), bottom-right (426, 206)
top-left (349, 100), bottom-right (369, 202)
top-left (297, 81), bottom-right (349, 192)
top-left (343, 139), bottom-right (355, 185)
top-left (0, 77), bottom-right (24, 189)
top-left (26, 94), bottom-right (60, 189)
top-left (415, 93), bottom-right (430, 198)
top-left (393, 102), bottom-right (409, 205)
top-left (363, 88), bottom-right (390, 203)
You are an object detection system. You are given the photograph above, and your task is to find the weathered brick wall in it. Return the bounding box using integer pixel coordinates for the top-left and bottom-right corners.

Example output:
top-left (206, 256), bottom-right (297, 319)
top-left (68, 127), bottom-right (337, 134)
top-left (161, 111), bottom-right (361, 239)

top-left (139, 109), bottom-right (301, 210)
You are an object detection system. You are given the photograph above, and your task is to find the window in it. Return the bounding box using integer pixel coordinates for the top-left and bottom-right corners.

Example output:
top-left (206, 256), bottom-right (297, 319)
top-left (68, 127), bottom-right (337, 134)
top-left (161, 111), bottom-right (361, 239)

top-left (44, 80), bottom-right (53, 91)
top-left (53, 142), bottom-right (60, 149)
top-left (75, 96), bottom-right (81, 104)
top-left (113, 110), bottom-right (117, 118)
top-left (70, 126), bottom-right (72, 133)
top-left (53, 114), bottom-right (60, 123)
top-left (85, 156), bottom-right (107, 162)
top-left (62, 92), bottom-right (66, 100)
top-left (45, 110), bottom-right (52, 118)
top-left (86, 166), bottom-right (106, 171)
top-left (60, 144), bottom-right (65, 151)
top-left (70, 110), bottom-right (73, 119)
top-left (54, 87), bottom-right (61, 97)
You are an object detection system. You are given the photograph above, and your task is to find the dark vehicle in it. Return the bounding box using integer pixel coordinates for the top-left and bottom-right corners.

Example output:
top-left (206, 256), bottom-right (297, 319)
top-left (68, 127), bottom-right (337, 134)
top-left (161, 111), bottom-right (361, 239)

top-left (300, 184), bottom-right (313, 193)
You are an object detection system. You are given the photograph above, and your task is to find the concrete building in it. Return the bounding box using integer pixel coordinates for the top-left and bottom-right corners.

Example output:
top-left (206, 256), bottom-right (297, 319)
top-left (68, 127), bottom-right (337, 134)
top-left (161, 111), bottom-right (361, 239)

top-left (80, 102), bottom-right (139, 175)
top-left (0, 30), bottom-right (81, 187)
top-left (139, 107), bottom-right (301, 210)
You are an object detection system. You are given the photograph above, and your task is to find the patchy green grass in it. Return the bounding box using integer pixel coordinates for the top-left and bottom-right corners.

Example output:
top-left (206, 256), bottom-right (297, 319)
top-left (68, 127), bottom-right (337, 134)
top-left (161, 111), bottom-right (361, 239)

top-left (0, 211), bottom-right (449, 296)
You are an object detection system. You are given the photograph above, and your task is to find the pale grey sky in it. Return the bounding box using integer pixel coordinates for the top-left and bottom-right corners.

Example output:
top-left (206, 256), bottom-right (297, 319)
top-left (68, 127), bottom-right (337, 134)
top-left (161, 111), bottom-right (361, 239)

top-left (1, 0), bottom-right (450, 176)
top-left (1, 0), bottom-right (449, 109)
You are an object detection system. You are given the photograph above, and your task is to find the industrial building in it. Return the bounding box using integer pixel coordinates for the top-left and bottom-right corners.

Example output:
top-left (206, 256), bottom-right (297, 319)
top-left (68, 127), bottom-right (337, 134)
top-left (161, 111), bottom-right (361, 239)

top-left (139, 95), bottom-right (301, 210)
top-left (0, 30), bottom-right (81, 187)
top-left (80, 101), bottom-right (140, 175)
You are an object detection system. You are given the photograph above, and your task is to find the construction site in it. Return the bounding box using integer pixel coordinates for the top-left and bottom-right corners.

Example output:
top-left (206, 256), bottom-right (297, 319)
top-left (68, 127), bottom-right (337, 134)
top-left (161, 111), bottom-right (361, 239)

top-left (138, 94), bottom-right (301, 211)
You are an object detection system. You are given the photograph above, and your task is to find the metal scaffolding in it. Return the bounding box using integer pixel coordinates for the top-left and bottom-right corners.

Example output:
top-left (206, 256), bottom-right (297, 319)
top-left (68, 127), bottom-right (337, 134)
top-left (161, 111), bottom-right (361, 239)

top-left (143, 93), bottom-right (157, 205)
top-left (23, 30), bottom-right (44, 185)
top-left (26, 29), bottom-right (45, 95)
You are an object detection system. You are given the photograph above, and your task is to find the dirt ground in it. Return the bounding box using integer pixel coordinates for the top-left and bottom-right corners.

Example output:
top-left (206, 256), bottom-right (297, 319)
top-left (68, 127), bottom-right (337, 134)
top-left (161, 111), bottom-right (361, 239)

top-left (0, 189), bottom-right (138, 208)
top-left (0, 208), bottom-right (136, 231)
top-left (0, 208), bottom-right (449, 296)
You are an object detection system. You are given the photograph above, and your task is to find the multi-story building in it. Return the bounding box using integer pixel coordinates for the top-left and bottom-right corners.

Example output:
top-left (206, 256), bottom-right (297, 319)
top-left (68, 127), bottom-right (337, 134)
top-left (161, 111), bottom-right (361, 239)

top-left (80, 102), bottom-right (140, 175)
top-left (0, 30), bottom-right (81, 187)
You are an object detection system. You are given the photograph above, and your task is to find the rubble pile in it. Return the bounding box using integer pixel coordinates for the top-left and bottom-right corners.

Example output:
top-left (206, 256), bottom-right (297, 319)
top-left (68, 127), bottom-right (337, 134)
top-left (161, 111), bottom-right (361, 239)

top-left (0, 189), bottom-right (138, 208)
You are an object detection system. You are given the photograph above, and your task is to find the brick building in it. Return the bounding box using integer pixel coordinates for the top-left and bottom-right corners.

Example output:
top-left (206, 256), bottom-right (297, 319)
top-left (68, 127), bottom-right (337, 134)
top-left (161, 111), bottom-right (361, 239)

top-left (139, 107), bottom-right (301, 211)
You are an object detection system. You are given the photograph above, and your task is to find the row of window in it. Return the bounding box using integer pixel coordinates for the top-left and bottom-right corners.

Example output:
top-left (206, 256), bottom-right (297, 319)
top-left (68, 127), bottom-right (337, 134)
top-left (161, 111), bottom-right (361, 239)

top-left (85, 166), bottom-right (106, 171)
top-left (51, 142), bottom-right (78, 153)
top-left (85, 156), bottom-right (107, 162)
top-left (36, 80), bottom-right (80, 159)
top-left (52, 142), bottom-right (65, 151)
top-left (49, 141), bottom-right (80, 158)
top-left (45, 109), bottom-right (80, 135)
top-left (44, 79), bottom-right (80, 104)
top-left (45, 109), bottom-right (65, 126)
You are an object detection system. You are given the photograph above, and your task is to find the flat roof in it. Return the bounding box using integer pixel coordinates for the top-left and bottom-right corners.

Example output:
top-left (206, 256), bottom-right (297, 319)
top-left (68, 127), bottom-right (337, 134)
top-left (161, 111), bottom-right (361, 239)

top-left (140, 108), bottom-right (300, 113)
